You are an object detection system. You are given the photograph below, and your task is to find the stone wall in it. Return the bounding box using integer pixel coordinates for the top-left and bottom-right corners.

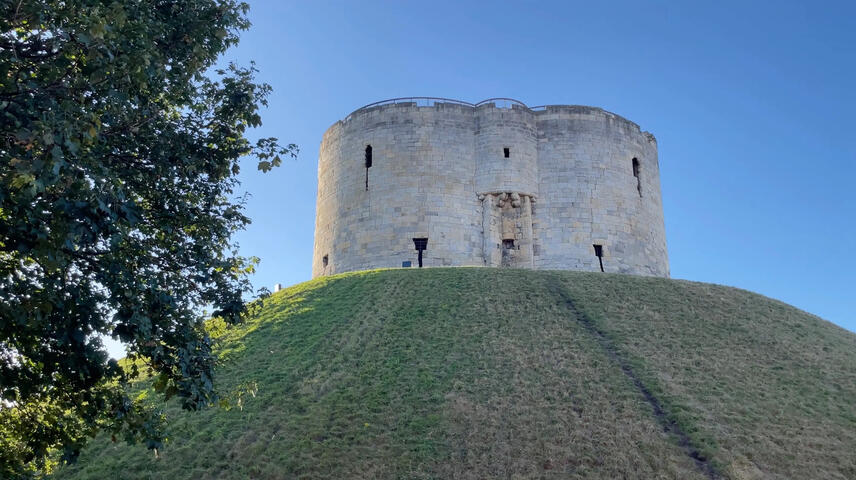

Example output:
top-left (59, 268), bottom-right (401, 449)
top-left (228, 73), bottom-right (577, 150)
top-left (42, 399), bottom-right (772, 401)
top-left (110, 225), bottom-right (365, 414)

top-left (534, 106), bottom-right (668, 276)
top-left (312, 99), bottom-right (669, 278)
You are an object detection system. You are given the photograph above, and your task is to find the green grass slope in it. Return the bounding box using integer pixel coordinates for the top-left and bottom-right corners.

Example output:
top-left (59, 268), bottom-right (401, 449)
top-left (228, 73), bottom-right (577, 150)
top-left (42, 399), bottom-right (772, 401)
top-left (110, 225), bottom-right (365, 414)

top-left (55, 269), bottom-right (856, 480)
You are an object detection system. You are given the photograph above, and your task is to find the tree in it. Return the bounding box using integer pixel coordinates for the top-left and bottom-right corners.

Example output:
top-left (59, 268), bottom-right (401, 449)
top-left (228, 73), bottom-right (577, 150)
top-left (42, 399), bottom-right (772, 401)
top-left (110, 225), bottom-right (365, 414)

top-left (0, 1), bottom-right (296, 476)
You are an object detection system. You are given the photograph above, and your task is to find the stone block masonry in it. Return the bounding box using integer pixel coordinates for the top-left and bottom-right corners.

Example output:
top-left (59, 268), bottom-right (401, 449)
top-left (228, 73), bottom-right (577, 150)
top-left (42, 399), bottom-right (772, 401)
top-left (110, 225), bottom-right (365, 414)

top-left (312, 98), bottom-right (669, 278)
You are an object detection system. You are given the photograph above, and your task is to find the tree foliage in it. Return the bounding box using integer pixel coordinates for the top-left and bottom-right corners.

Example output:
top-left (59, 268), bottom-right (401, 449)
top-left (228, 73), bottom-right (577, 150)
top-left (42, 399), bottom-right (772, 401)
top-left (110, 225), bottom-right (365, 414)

top-left (0, 0), bottom-right (296, 476)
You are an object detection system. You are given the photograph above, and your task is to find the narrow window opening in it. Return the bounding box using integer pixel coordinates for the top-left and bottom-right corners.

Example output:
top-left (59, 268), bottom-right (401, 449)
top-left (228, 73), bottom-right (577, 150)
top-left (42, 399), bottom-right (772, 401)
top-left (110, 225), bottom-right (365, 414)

top-left (322, 254), bottom-right (328, 267)
top-left (413, 237), bottom-right (428, 268)
top-left (632, 157), bottom-right (642, 197)
top-left (502, 238), bottom-right (515, 249)
top-left (364, 145), bottom-right (372, 191)
top-left (503, 147), bottom-right (510, 158)
top-left (593, 244), bottom-right (604, 272)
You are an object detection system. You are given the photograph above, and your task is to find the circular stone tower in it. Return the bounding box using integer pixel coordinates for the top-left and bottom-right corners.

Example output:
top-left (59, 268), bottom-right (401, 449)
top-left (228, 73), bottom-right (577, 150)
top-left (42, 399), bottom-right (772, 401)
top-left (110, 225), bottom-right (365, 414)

top-left (312, 98), bottom-right (668, 278)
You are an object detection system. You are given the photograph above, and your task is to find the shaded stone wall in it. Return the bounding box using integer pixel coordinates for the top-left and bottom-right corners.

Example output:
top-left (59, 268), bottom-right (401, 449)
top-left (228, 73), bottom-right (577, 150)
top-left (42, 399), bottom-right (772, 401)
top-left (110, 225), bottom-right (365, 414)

top-left (535, 106), bottom-right (668, 276)
top-left (312, 100), bottom-right (668, 278)
top-left (313, 102), bottom-right (482, 277)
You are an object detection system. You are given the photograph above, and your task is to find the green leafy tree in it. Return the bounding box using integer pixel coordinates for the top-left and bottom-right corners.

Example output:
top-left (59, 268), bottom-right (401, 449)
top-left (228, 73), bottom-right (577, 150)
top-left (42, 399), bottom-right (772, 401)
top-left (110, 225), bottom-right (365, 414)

top-left (0, 1), bottom-right (296, 476)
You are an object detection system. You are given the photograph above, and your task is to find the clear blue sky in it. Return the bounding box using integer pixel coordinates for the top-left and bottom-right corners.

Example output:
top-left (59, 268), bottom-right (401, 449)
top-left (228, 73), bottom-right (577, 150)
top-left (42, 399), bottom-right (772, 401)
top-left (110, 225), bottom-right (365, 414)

top-left (224, 1), bottom-right (855, 332)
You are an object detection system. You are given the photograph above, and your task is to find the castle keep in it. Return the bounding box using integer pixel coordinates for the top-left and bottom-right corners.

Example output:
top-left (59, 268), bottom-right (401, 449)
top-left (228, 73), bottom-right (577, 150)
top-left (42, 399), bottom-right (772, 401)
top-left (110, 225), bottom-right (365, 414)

top-left (312, 98), bottom-right (669, 278)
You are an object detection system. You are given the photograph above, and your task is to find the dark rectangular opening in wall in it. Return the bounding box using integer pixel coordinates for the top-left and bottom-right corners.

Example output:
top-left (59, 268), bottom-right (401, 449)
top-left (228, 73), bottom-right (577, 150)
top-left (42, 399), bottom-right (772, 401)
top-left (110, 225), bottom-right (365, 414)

top-left (322, 254), bottom-right (328, 267)
top-left (593, 244), bottom-right (604, 272)
top-left (502, 239), bottom-right (515, 249)
top-left (365, 145), bottom-right (372, 191)
top-left (503, 147), bottom-right (510, 158)
top-left (413, 237), bottom-right (428, 268)
top-left (632, 157), bottom-right (642, 197)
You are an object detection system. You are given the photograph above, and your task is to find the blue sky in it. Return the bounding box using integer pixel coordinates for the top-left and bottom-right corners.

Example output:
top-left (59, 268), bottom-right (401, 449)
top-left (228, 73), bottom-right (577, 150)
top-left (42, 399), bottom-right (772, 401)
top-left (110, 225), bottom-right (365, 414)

top-left (222, 1), bottom-right (855, 332)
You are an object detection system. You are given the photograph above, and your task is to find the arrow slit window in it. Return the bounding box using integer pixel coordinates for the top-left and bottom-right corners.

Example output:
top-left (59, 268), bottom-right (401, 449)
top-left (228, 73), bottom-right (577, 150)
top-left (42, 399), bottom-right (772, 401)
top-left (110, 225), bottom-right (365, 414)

top-left (632, 157), bottom-right (642, 197)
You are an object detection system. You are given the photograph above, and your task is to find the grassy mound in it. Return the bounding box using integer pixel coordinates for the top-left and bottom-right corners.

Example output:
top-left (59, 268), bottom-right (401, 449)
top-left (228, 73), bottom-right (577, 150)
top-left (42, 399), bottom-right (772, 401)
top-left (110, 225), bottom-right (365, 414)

top-left (55, 269), bottom-right (856, 479)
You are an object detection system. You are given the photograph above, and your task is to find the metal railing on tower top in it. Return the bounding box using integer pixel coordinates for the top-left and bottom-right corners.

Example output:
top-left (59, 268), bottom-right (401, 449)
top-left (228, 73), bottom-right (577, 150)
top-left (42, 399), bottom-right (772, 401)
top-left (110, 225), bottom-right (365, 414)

top-left (473, 97), bottom-right (529, 108)
top-left (355, 97), bottom-right (475, 110)
top-left (344, 97), bottom-right (541, 122)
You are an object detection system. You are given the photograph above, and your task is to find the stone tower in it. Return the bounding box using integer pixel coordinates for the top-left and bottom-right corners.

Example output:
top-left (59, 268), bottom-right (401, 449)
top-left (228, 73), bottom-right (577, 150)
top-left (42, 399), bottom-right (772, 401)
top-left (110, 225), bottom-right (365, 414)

top-left (312, 98), bottom-right (669, 278)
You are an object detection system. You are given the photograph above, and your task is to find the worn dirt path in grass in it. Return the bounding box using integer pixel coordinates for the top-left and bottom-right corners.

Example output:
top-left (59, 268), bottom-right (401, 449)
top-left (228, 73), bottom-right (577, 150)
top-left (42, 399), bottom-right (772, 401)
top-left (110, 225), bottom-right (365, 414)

top-left (544, 273), bottom-right (721, 479)
top-left (55, 269), bottom-right (856, 480)
top-left (432, 269), bottom-right (707, 479)
top-left (554, 272), bottom-right (856, 480)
